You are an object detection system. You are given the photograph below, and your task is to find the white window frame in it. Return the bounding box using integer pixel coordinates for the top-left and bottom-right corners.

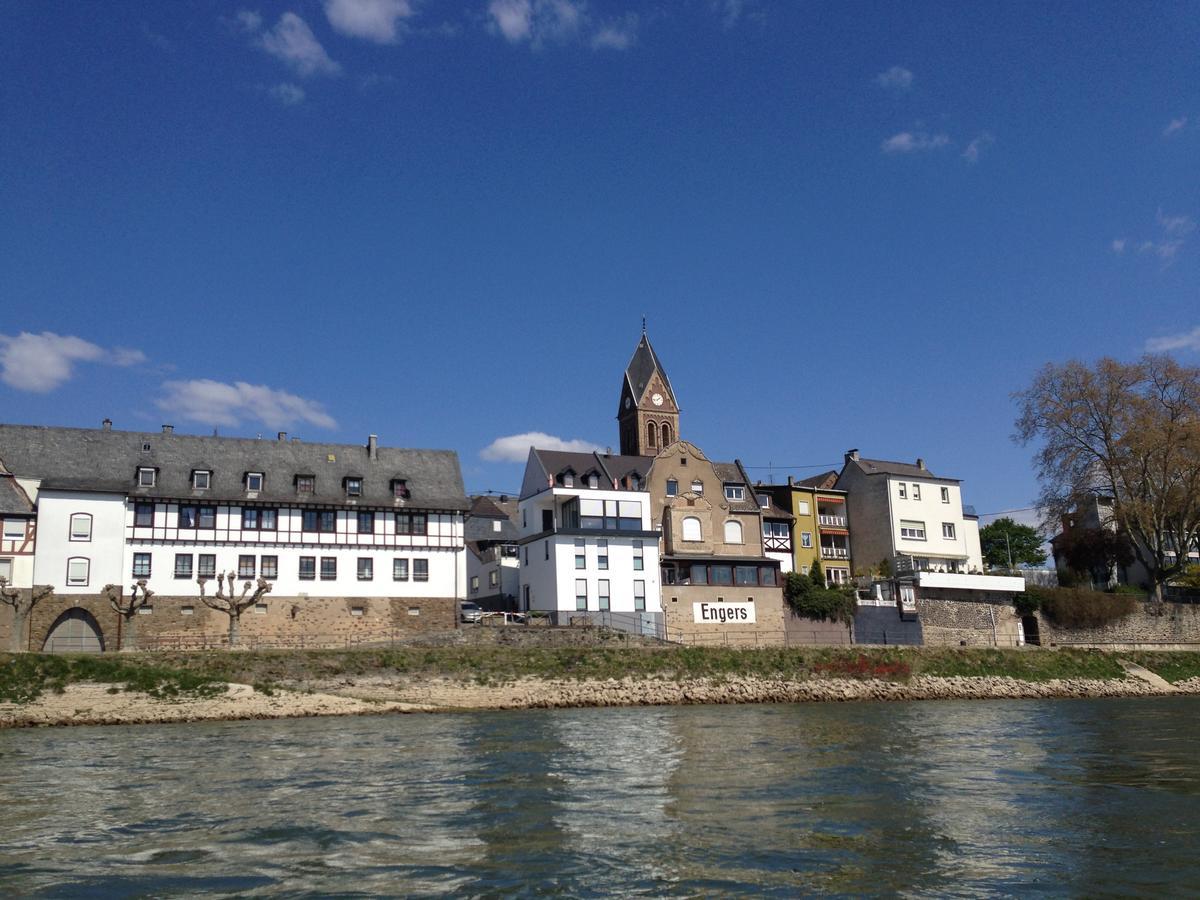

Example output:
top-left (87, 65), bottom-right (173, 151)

top-left (724, 484), bottom-right (746, 501)
top-left (246, 472), bottom-right (264, 492)
top-left (912, 484), bottom-right (922, 501)
top-left (898, 482), bottom-right (907, 499)
top-left (192, 470), bottom-right (211, 490)
top-left (575, 578), bottom-right (587, 611)
top-left (724, 519), bottom-right (744, 544)
top-left (66, 556), bottom-right (90, 586)
top-left (633, 579), bottom-right (646, 611)
top-left (800, 531), bottom-right (813, 548)
top-left (346, 478), bottom-right (363, 497)
top-left (138, 467), bottom-right (156, 487)
top-left (598, 578), bottom-right (610, 611)
top-left (900, 520), bottom-right (926, 540)
top-left (681, 516), bottom-right (702, 542)
top-left (0, 557), bottom-right (12, 582)
top-left (940, 486), bottom-right (950, 503)
top-left (4, 518), bottom-right (26, 541)
top-left (942, 522), bottom-right (956, 540)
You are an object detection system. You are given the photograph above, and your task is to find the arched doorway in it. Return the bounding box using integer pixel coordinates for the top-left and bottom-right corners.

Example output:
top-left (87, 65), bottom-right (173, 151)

top-left (43, 608), bottom-right (105, 653)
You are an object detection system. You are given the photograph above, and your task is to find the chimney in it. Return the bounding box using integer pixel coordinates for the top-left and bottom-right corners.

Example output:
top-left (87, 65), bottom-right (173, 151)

top-left (101, 418), bottom-right (112, 431)
top-left (787, 475), bottom-right (795, 486)
top-left (846, 448), bottom-right (860, 463)
top-left (277, 432), bottom-right (287, 442)
top-left (162, 424), bottom-right (174, 434)
top-left (917, 458), bottom-right (926, 470)
top-left (499, 494), bottom-right (509, 503)
top-left (368, 434), bottom-right (378, 460)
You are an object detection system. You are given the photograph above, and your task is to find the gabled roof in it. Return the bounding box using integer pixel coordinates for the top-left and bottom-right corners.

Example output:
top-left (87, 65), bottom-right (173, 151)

top-left (712, 461), bottom-right (764, 513)
top-left (848, 456), bottom-right (961, 483)
top-left (520, 448), bottom-right (651, 500)
top-left (466, 495), bottom-right (520, 544)
top-left (0, 472), bottom-right (34, 515)
top-left (618, 332), bottom-right (677, 414)
top-left (0, 424), bottom-right (470, 510)
top-left (797, 470), bottom-right (840, 490)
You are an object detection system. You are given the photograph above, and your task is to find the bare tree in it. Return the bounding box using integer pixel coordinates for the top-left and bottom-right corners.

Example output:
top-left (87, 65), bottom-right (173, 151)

top-left (0, 578), bottom-right (53, 652)
top-left (198, 573), bottom-right (271, 647)
top-left (1016, 355), bottom-right (1200, 602)
top-left (105, 581), bottom-right (154, 651)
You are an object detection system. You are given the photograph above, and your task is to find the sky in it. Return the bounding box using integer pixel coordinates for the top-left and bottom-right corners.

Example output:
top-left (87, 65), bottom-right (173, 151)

top-left (2, 0), bottom-right (1198, 527)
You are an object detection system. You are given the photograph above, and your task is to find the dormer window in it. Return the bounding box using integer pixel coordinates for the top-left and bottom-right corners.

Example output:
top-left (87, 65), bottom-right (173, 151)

top-left (586, 473), bottom-right (599, 489)
top-left (391, 479), bottom-right (410, 499)
top-left (137, 467), bottom-right (156, 488)
top-left (724, 484), bottom-right (746, 501)
top-left (296, 475), bottom-right (315, 494)
top-left (757, 493), bottom-right (770, 508)
top-left (245, 472), bottom-right (264, 492)
top-left (558, 470), bottom-right (575, 488)
top-left (345, 477), bottom-right (363, 497)
top-left (192, 470), bottom-right (211, 490)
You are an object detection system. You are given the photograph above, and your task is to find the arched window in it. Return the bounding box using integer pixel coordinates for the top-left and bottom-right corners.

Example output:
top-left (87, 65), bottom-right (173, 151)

top-left (682, 516), bottom-right (702, 542)
top-left (69, 513), bottom-right (92, 542)
top-left (646, 422), bottom-right (657, 449)
top-left (691, 479), bottom-right (704, 495)
top-left (661, 423), bottom-right (672, 446)
top-left (724, 520), bottom-right (743, 544)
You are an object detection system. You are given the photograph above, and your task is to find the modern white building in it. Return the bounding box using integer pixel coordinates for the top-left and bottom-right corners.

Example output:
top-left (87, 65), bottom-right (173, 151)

top-left (517, 448), bottom-right (662, 632)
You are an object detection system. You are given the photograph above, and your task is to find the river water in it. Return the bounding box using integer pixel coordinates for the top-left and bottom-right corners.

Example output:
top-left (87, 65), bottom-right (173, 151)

top-left (2, 697), bottom-right (1200, 897)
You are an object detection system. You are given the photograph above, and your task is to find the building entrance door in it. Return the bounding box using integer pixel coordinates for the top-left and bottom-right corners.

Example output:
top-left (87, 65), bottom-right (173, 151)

top-left (42, 608), bottom-right (105, 653)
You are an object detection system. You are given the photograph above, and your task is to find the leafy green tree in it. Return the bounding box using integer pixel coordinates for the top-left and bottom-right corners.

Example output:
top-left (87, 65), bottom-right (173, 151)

top-left (979, 517), bottom-right (1047, 568)
top-left (1054, 525), bottom-right (1135, 587)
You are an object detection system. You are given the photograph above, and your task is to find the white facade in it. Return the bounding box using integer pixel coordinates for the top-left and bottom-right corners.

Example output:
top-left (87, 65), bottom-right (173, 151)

top-left (886, 476), bottom-right (984, 572)
top-left (517, 485), bottom-right (661, 616)
top-left (32, 490), bottom-right (128, 594)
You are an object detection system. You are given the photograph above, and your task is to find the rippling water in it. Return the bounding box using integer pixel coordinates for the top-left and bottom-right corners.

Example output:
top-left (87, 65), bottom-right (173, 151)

top-left (3, 697), bottom-right (1200, 896)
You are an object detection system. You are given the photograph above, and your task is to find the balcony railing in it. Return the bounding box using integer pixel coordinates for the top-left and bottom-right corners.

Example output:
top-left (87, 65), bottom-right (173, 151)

top-left (818, 515), bottom-right (847, 528)
top-left (821, 546), bottom-right (850, 559)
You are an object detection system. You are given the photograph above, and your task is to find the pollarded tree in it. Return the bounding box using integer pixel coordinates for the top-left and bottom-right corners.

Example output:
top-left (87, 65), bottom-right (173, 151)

top-left (979, 517), bottom-right (1048, 569)
top-left (1015, 355), bottom-right (1200, 602)
top-left (198, 573), bottom-right (272, 647)
top-left (0, 578), bottom-right (54, 652)
top-left (105, 581), bottom-right (154, 651)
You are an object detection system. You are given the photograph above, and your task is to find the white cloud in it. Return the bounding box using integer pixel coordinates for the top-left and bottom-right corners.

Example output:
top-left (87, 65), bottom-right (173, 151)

top-left (1138, 239), bottom-right (1184, 261)
top-left (592, 14), bottom-right (637, 50)
top-left (962, 131), bottom-right (994, 164)
top-left (480, 431), bottom-right (604, 463)
top-left (486, 0), bottom-right (588, 47)
top-left (0, 332), bottom-right (145, 393)
top-left (157, 380), bottom-right (337, 430)
top-left (1117, 208), bottom-right (1195, 265)
top-left (875, 65), bottom-right (913, 91)
top-left (260, 13), bottom-right (340, 77)
top-left (709, 0), bottom-right (755, 28)
top-left (1157, 208), bottom-right (1195, 237)
top-left (1111, 238), bottom-right (1127, 254)
top-left (1146, 326), bottom-right (1200, 353)
top-left (324, 0), bottom-right (413, 43)
top-left (268, 82), bottom-right (306, 106)
top-left (235, 9), bottom-right (263, 32)
top-left (1164, 116), bottom-right (1187, 138)
top-left (881, 130), bottom-right (949, 154)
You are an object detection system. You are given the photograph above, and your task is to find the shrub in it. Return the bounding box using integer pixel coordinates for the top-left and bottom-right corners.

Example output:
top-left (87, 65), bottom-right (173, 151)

top-left (1108, 583), bottom-right (1147, 596)
top-left (784, 571), bottom-right (856, 623)
top-left (1013, 593), bottom-right (1040, 617)
top-left (1026, 586), bottom-right (1137, 629)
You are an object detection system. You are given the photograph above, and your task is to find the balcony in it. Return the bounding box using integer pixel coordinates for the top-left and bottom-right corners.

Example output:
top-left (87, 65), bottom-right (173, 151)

top-left (821, 546), bottom-right (850, 560)
top-left (818, 514), bottom-right (847, 528)
top-left (764, 535), bottom-right (792, 553)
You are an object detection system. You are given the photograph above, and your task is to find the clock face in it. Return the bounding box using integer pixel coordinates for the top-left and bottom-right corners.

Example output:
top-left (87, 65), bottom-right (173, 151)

top-left (651, 393), bottom-right (664, 406)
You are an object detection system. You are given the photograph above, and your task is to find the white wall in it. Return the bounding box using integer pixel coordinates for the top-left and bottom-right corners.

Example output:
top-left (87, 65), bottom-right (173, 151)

top-left (888, 477), bottom-right (974, 564)
top-left (33, 491), bottom-right (127, 594)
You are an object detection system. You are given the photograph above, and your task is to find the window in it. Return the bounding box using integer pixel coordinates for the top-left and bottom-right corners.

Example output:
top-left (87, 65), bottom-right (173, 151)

top-left (900, 520), bottom-right (926, 540)
top-left (797, 500), bottom-right (810, 515)
top-left (238, 507), bottom-right (276, 529)
top-left (413, 558), bottom-right (429, 582)
top-left (941, 486), bottom-right (950, 503)
top-left (198, 554), bottom-right (216, 578)
top-left (0, 558), bottom-right (11, 582)
top-left (575, 578), bottom-right (588, 611)
top-left (320, 557), bottom-right (337, 580)
top-left (66, 557), bottom-right (89, 586)
top-left (192, 470), bottom-right (211, 490)
top-left (174, 554), bottom-right (192, 579)
top-left (303, 510), bottom-right (337, 532)
top-left (358, 557), bottom-right (374, 581)
top-left (681, 516), bottom-right (702, 542)
top-left (238, 555), bottom-right (256, 578)
top-left (757, 493), bottom-right (770, 508)
top-left (523, 585), bottom-right (530, 609)
top-left (898, 483), bottom-right (907, 499)
top-left (633, 539), bottom-right (644, 570)
top-left (545, 540), bottom-right (549, 560)
top-left (489, 570), bottom-right (498, 587)
top-left (661, 423), bottom-right (672, 446)
top-left (69, 514), bottom-right (92, 542)
top-left (575, 538), bottom-right (586, 569)
top-left (710, 565), bottom-right (733, 586)
top-left (724, 520), bottom-right (744, 544)
top-left (393, 558), bottom-right (409, 581)
top-left (801, 531), bottom-right (813, 549)
top-left (563, 472), bottom-right (574, 488)
top-left (178, 505), bottom-right (197, 528)
top-left (763, 521), bottom-right (789, 538)
top-left (395, 512), bottom-right (426, 535)
top-left (666, 478), bottom-right (678, 497)
top-left (493, 520), bottom-right (502, 533)
top-left (357, 511), bottom-right (375, 534)
top-left (138, 467), bottom-right (156, 487)
top-left (912, 484), bottom-right (921, 501)
top-left (735, 566), bottom-right (758, 585)
top-left (346, 477), bottom-right (363, 497)
top-left (299, 556), bottom-right (316, 580)
top-left (3, 519), bottom-right (23, 541)
top-left (132, 553), bottom-right (151, 577)
top-left (598, 579), bottom-right (610, 611)
top-left (942, 522), bottom-right (956, 540)
top-left (691, 480), bottom-right (704, 495)
top-left (587, 473), bottom-right (599, 489)
top-left (297, 475), bottom-right (315, 494)
top-left (134, 502), bottom-right (154, 527)
top-left (634, 579), bottom-right (646, 611)
top-left (646, 422), bottom-right (658, 450)
top-left (256, 555), bottom-right (277, 579)
top-left (246, 472), bottom-right (264, 492)
top-left (724, 484), bottom-right (746, 501)
top-left (597, 539), bottom-right (608, 570)
top-left (392, 479), bottom-right (409, 499)
top-left (198, 506), bottom-right (216, 529)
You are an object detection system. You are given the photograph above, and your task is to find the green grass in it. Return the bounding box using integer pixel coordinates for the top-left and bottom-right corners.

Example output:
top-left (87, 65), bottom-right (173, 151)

top-left (0, 654), bottom-right (227, 704)
top-left (1125, 652), bottom-right (1200, 684)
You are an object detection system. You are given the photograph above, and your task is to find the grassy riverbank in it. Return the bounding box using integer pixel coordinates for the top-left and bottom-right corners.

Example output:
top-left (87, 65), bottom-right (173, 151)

top-left (0, 645), bottom-right (1167, 703)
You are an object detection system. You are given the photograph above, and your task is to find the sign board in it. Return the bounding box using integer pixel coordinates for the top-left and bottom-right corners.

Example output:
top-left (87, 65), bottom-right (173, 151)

top-left (693, 602), bottom-right (756, 625)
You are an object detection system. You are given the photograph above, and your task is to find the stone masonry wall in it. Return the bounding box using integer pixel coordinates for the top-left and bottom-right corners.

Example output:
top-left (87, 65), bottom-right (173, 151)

top-left (662, 585), bottom-right (788, 647)
top-left (1037, 601), bottom-right (1200, 649)
top-left (916, 598), bottom-right (1024, 648)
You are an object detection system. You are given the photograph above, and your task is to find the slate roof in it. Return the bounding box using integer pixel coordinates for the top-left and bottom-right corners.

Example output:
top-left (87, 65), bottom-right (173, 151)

top-left (850, 457), bottom-right (961, 483)
top-left (619, 332), bottom-right (677, 414)
top-left (0, 473), bottom-right (34, 515)
top-left (712, 461), bottom-right (765, 514)
top-left (466, 495), bottom-right (520, 544)
top-left (520, 449), bottom-right (651, 499)
top-left (797, 470), bottom-right (841, 490)
top-left (0, 424), bottom-right (469, 511)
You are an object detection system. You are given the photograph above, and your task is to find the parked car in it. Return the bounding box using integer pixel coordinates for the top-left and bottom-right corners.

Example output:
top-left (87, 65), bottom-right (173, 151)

top-left (460, 601), bottom-right (484, 623)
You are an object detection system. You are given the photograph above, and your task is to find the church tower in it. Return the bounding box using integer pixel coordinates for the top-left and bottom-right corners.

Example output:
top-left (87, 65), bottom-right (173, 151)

top-left (617, 328), bottom-right (679, 457)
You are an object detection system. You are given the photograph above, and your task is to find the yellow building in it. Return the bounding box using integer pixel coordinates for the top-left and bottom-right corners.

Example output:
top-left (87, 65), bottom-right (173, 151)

top-left (755, 472), bottom-right (854, 586)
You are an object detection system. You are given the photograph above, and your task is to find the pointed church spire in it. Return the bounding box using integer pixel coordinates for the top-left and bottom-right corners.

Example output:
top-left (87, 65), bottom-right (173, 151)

top-left (617, 329), bottom-right (679, 456)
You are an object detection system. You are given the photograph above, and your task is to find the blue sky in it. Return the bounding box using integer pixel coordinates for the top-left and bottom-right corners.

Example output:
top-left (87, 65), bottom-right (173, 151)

top-left (2, 0), bottom-right (1198, 523)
